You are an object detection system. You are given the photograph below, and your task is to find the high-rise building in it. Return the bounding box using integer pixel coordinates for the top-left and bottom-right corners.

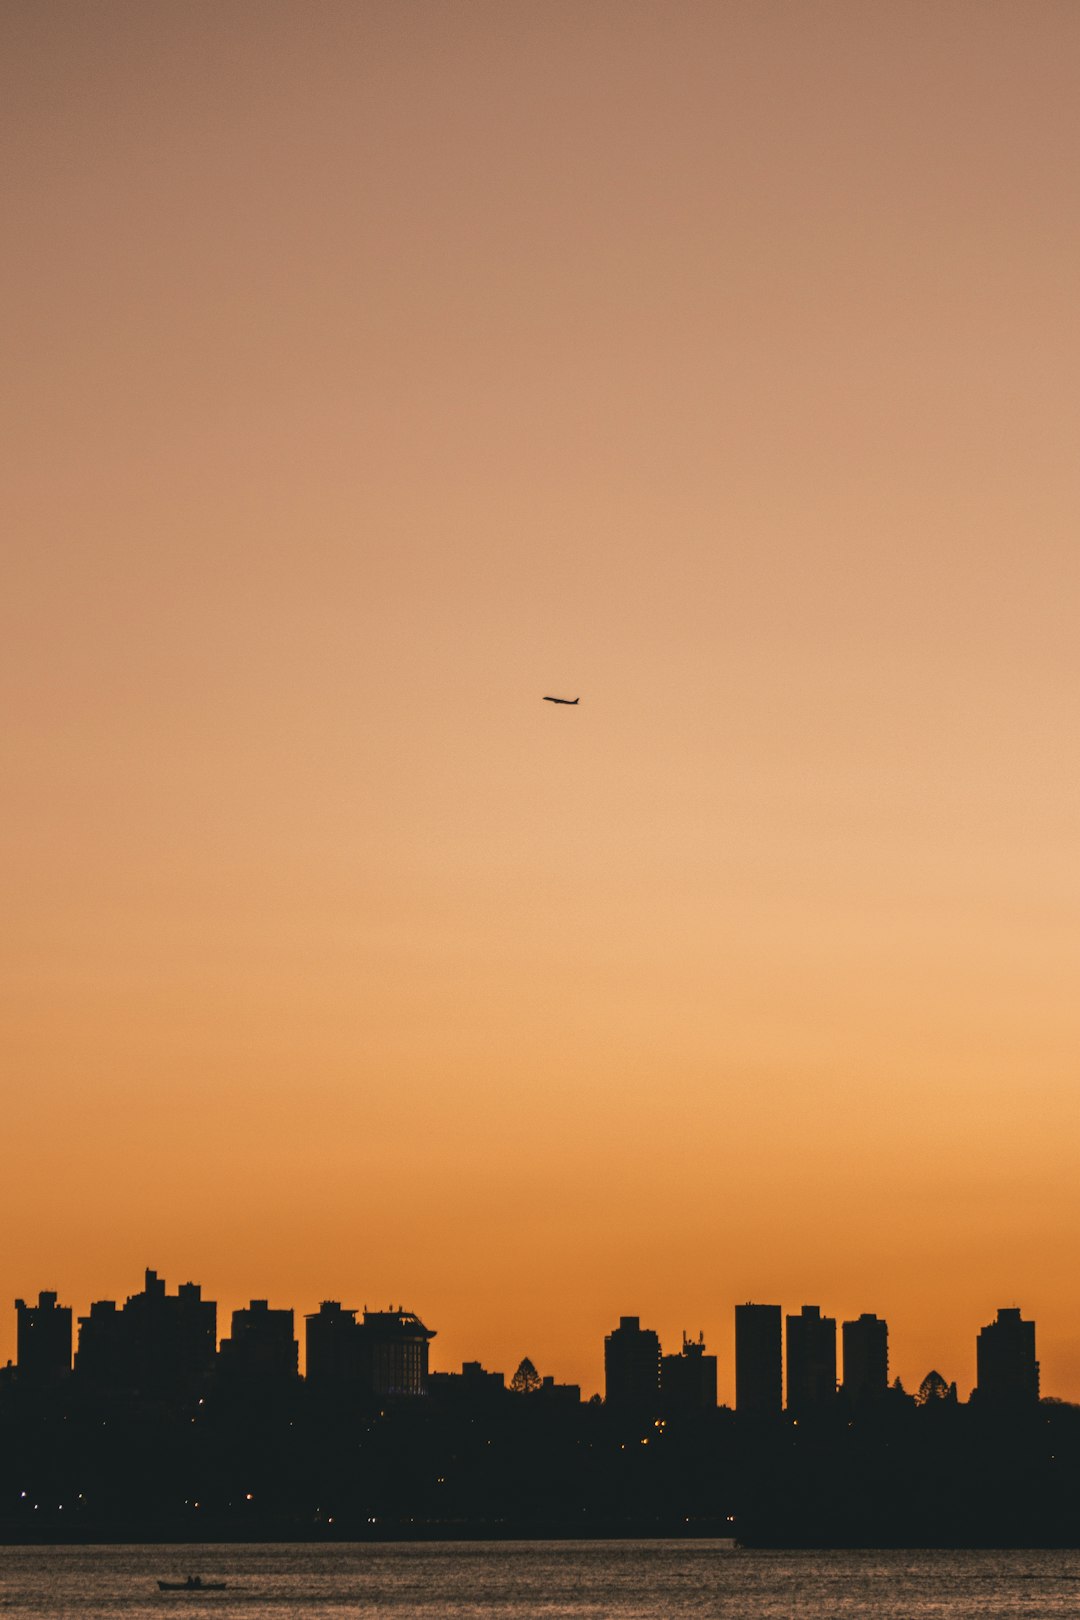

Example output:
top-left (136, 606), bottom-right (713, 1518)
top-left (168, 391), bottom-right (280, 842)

top-left (74, 1269), bottom-right (216, 1399)
top-left (305, 1301), bottom-right (362, 1392)
top-left (15, 1291), bottom-right (72, 1385)
top-left (735, 1303), bottom-right (782, 1418)
top-left (842, 1313), bottom-right (888, 1406)
top-left (661, 1331), bottom-right (718, 1414)
top-left (975, 1308), bottom-right (1039, 1408)
top-left (786, 1304), bottom-right (836, 1415)
top-left (305, 1302), bottom-right (435, 1399)
top-left (604, 1315), bottom-right (662, 1410)
top-left (218, 1300), bottom-right (298, 1386)
top-left (74, 1299), bottom-right (120, 1386)
top-left (359, 1308), bottom-right (435, 1398)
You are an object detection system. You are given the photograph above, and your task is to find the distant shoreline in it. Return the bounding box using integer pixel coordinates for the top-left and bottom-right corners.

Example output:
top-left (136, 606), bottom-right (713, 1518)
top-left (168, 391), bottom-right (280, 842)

top-left (3, 1528), bottom-right (1080, 1550)
top-left (0, 1525), bottom-right (734, 1547)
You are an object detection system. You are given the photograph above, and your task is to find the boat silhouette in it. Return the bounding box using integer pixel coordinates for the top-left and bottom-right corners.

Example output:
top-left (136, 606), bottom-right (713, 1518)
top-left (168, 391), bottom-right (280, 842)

top-left (157, 1576), bottom-right (227, 1592)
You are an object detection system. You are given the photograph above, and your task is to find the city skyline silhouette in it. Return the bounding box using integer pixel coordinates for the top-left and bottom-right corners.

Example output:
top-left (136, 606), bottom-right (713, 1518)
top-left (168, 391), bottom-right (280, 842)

top-left (2, 1267), bottom-right (1050, 1411)
top-left (2, 1266), bottom-right (1069, 1546)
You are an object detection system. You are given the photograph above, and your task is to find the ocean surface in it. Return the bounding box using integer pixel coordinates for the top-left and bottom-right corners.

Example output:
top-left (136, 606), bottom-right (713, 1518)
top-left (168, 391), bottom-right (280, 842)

top-left (2, 1542), bottom-right (1080, 1619)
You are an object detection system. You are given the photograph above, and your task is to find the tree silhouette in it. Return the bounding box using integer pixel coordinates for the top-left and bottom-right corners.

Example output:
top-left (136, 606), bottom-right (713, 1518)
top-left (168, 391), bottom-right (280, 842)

top-left (509, 1357), bottom-right (542, 1395)
top-left (916, 1370), bottom-right (955, 1406)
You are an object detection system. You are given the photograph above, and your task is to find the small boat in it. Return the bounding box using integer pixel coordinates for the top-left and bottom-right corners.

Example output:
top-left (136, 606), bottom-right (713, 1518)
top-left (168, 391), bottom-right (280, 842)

top-left (157, 1576), bottom-right (227, 1592)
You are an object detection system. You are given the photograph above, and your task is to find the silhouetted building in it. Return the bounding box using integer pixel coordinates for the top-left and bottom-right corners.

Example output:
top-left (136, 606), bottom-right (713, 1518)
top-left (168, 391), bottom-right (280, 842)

top-left (74, 1299), bottom-right (120, 1387)
top-left (975, 1307), bottom-right (1039, 1408)
top-left (15, 1291), bottom-right (71, 1385)
top-left (458, 1359), bottom-right (505, 1394)
top-left (842, 1313), bottom-right (888, 1405)
top-left (735, 1303), bottom-right (782, 1418)
top-left (429, 1360), bottom-right (506, 1409)
top-left (359, 1308), bottom-right (435, 1398)
top-left (786, 1304), bottom-right (836, 1415)
top-left (305, 1302), bottom-right (434, 1400)
top-left (218, 1299), bottom-right (298, 1386)
top-left (74, 1269), bottom-right (215, 1400)
top-left (604, 1315), bottom-right (662, 1410)
top-left (662, 1332), bottom-right (718, 1414)
top-left (539, 1373), bottom-right (582, 1408)
top-left (305, 1301), bottom-right (362, 1392)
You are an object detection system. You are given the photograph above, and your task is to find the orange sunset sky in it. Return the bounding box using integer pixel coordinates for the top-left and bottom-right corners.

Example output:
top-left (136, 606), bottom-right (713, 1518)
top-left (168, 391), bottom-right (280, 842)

top-left (2, 0), bottom-right (1078, 1402)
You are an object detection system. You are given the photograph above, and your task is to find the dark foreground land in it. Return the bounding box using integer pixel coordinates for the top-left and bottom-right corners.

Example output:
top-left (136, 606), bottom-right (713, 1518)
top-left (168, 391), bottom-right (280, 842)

top-left (3, 1382), bottom-right (1080, 1547)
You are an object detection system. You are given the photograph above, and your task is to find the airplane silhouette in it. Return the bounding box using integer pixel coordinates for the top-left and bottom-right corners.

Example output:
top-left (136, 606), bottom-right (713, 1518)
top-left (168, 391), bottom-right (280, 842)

top-left (543, 696), bottom-right (579, 705)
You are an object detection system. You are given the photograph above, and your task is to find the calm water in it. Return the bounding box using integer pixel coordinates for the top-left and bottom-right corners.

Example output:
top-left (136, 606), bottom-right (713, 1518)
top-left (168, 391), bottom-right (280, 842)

top-left (2, 1542), bottom-right (1080, 1619)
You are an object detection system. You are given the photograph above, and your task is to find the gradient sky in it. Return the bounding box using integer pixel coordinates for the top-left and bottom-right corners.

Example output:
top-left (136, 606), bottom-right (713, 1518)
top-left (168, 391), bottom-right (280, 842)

top-left (3, 0), bottom-right (1078, 1401)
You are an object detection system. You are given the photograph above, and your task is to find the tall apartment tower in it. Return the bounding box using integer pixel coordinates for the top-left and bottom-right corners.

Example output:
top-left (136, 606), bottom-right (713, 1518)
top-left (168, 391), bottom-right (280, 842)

top-left (786, 1304), bottom-right (837, 1415)
top-left (735, 1303), bottom-right (782, 1418)
top-left (74, 1269), bottom-right (216, 1399)
top-left (305, 1302), bottom-right (435, 1399)
top-left (604, 1315), bottom-right (662, 1410)
top-left (125, 1269), bottom-right (216, 1398)
top-left (360, 1308), bottom-right (436, 1398)
top-left (15, 1291), bottom-right (72, 1385)
top-left (74, 1300), bottom-right (120, 1386)
top-left (841, 1313), bottom-right (888, 1405)
top-left (305, 1301), bottom-right (362, 1391)
top-left (661, 1332), bottom-right (718, 1414)
top-left (975, 1307), bottom-right (1039, 1408)
top-left (218, 1299), bottom-right (299, 1386)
